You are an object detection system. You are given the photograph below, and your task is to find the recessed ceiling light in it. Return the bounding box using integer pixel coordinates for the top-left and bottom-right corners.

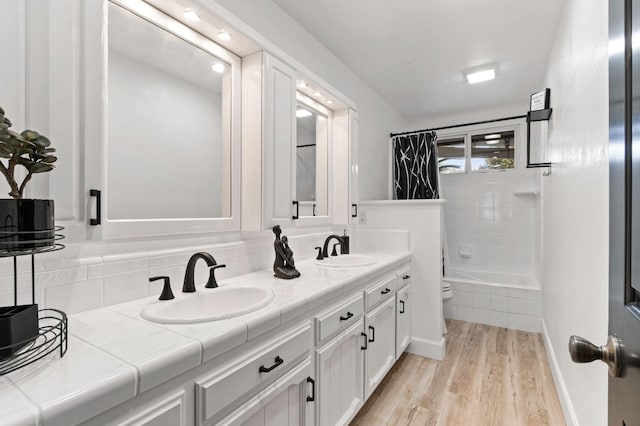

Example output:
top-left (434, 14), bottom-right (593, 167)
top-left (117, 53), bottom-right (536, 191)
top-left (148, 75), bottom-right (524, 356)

top-left (296, 108), bottom-right (312, 118)
top-left (211, 62), bottom-right (225, 73)
top-left (217, 31), bottom-right (232, 42)
top-left (464, 65), bottom-right (497, 84)
top-left (313, 92), bottom-right (322, 97)
top-left (485, 134), bottom-right (501, 140)
top-left (326, 99), bottom-right (335, 105)
top-left (183, 9), bottom-right (200, 22)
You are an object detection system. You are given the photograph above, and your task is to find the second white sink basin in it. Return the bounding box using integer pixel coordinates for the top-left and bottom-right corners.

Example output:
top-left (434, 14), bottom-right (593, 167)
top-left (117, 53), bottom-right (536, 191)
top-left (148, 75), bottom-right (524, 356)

top-left (315, 254), bottom-right (377, 268)
top-left (141, 286), bottom-right (274, 324)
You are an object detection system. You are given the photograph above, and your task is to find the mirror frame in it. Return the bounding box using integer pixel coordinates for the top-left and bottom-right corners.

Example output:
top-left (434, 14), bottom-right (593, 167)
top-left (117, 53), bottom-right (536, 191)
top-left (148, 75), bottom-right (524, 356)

top-left (100, 0), bottom-right (241, 239)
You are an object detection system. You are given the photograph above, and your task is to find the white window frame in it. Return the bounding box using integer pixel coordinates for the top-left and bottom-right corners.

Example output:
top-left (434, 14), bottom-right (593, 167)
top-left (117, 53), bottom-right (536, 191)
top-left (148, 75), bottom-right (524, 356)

top-left (436, 119), bottom-right (525, 174)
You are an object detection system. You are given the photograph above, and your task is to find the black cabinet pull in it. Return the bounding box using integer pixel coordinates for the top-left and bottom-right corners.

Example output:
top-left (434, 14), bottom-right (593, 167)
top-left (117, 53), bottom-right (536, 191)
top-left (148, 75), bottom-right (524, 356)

top-left (381, 288), bottom-right (391, 295)
top-left (312, 204), bottom-right (316, 217)
top-left (306, 376), bottom-right (315, 402)
top-left (400, 300), bottom-right (405, 314)
top-left (292, 200), bottom-right (299, 220)
top-left (403, 274), bottom-right (411, 280)
top-left (361, 332), bottom-right (368, 350)
top-left (259, 356), bottom-right (284, 373)
top-left (339, 312), bottom-right (353, 321)
top-left (351, 203), bottom-right (358, 218)
top-left (368, 326), bottom-right (375, 343)
top-left (90, 189), bottom-right (101, 226)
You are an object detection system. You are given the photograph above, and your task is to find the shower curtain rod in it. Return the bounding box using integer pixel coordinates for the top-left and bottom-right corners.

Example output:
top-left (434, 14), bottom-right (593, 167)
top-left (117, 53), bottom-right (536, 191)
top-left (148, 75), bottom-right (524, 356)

top-left (389, 114), bottom-right (527, 138)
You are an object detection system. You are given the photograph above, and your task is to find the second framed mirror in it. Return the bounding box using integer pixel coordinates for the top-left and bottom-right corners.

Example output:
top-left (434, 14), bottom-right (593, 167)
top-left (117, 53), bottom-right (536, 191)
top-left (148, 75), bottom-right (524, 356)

top-left (295, 93), bottom-right (330, 220)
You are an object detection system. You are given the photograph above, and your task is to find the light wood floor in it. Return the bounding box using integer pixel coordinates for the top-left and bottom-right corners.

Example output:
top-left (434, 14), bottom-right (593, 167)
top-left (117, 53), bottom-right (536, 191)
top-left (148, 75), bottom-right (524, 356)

top-left (350, 320), bottom-right (565, 426)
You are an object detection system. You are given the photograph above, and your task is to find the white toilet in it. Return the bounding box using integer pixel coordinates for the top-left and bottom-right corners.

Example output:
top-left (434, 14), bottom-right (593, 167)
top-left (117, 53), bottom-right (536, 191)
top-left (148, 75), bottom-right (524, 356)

top-left (442, 280), bottom-right (453, 334)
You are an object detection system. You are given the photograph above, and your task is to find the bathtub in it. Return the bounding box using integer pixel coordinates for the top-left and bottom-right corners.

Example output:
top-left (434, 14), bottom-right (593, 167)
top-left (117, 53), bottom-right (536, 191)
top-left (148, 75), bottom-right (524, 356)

top-left (445, 269), bottom-right (535, 290)
top-left (443, 269), bottom-right (542, 332)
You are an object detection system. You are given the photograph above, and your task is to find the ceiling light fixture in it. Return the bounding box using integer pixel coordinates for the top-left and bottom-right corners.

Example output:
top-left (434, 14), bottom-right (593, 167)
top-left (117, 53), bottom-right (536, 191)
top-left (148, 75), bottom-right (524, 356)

top-left (326, 100), bottom-right (335, 105)
top-left (485, 134), bottom-right (501, 140)
top-left (486, 140), bottom-right (500, 145)
top-left (312, 91), bottom-right (322, 97)
top-left (183, 9), bottom-right (200, 22)
top-left (464, 64), bottom-right (497, 84)
top-left (217, 31), bottom-right (232, 42)
top-left (211, 62), bottom-right (225, 73)
top-left (297, 81), bottom-right (308, 88)
top-left (296, 108), bottom-right (312, 118)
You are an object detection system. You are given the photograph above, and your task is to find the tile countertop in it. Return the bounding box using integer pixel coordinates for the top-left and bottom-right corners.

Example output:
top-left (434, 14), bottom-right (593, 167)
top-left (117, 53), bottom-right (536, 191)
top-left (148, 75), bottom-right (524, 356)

top-left (1, 251), bottom-right (411, 426)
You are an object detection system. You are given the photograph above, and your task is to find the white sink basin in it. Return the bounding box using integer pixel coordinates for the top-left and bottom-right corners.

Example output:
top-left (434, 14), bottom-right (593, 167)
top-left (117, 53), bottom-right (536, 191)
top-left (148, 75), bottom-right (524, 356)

top-left (141, 286), bottom-right (274, 324)
top-left (315, 254), bottom-right (377, 268)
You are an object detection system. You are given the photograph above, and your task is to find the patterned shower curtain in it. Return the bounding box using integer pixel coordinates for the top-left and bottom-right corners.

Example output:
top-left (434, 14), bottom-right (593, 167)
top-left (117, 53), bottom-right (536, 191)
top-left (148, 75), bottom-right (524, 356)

top-left (392, 131), bottom-right (440, 199)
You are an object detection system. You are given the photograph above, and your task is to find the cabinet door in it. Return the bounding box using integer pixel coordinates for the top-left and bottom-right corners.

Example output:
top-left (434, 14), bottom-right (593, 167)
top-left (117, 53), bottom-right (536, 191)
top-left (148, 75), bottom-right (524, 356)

top-left (217, 358), bottom-right (314, 426)
top-left (264, 53), bottom-right (297, 228)
top-left (348, 109), bottom-right (359, 225)
top-left (396, 284), bottom-right (411, 357)
top-left (364, 296), bottom-right (396, 399)
top-left (316, 319), bottom-right (365, 426)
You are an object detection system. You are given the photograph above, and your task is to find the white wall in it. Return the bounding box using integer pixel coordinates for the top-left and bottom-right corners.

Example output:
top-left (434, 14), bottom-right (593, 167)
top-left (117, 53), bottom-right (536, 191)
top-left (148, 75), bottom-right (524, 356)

top-left (108, 53), bottom-right (224, 219)
top-left (540, 0), bottom-right (609, 424)
top-left (207, 0), bottom-right (407, 201)
top-left (355, 200), bottom-right (445, 360)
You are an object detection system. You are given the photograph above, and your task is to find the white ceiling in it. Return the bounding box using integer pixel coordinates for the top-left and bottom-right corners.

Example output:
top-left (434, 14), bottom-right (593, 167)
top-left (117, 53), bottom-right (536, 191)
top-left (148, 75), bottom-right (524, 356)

top-left (272, 0), bottom-right (567, 120)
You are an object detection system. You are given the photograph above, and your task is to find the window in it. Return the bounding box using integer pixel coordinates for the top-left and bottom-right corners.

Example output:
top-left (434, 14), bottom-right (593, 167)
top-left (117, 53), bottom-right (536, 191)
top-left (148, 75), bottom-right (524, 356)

top-left (437, 128), bottom-right (517, 173)
top-left (437, 136), bottom-right (466, 174)
top-left (470, 131), bottom-right (515, 171)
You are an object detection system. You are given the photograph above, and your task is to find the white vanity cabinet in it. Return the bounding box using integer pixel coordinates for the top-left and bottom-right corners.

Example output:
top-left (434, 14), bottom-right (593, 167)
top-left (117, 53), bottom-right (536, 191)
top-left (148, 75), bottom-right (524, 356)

top-left (218, 358), bottom-right (315, 426)
top-left (363, 296), bottom-right (397, 399)
top-left (315, 319), bottom-right (366, 426)
top-left (396, 283), bottom-right (411, 358)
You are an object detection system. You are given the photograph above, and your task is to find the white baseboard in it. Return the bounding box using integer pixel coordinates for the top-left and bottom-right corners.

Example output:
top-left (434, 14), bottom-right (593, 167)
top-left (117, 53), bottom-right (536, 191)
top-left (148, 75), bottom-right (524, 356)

top-left (541, 320), bottom-right (579, 426)
top-left (407, 336), bottom-right (445, 360)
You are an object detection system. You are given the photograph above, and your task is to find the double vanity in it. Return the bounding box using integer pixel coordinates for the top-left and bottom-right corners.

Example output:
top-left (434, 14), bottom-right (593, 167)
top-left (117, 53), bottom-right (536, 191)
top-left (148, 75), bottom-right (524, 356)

top-left (1, 250), bottom-right (412, 426)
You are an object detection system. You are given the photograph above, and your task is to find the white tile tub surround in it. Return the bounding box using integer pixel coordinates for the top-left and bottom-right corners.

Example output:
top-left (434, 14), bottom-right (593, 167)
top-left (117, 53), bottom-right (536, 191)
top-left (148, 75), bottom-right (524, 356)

top-left (444, 281), bottom-right (543, 333)
top-left (440, 169), bottom-right (542, 286)
top-left (0, 230), bottom-right (341, 315)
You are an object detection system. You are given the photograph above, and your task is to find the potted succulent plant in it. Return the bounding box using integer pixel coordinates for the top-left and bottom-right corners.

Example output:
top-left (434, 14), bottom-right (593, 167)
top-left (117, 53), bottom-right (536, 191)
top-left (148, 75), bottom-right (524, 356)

top-left (0, 106), bottom-right (57, 251)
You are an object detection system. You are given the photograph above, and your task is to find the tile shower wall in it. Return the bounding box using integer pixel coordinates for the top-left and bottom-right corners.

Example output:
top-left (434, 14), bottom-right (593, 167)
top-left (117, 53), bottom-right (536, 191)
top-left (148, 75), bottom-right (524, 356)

top-left (441, 169), bottom-right (542, 286)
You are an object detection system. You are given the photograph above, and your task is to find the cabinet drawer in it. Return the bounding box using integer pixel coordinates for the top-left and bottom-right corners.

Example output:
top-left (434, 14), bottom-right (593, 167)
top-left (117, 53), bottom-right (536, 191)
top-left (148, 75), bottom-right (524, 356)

top-left (397, 263), bottom-right (411, 286)
top-left (196, 322), bottom-right (312, 425)
top-left (315, 293), bottom-right (364, 344)
top-left (217, 357), bottom-right (313, 426)
top-left (365, 274), bottom-right (398, 310)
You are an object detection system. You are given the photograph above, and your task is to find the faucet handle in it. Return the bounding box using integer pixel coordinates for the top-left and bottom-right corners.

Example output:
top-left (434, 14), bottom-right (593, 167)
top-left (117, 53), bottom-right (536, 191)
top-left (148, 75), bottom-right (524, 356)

top-left (149, 276), bottom-right (174, 300)
top-left (205, 264), bottom-right (226, 289)
top-left (331, 243), bottom-right (340, 257)
top-left (315, 247), bottom-right (324, 260)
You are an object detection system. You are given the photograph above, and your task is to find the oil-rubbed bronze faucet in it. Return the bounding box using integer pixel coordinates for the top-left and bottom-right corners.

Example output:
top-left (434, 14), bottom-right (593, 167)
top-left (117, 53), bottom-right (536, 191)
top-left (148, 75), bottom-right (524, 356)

top-left (183, 252), bottom-right (226, 292)
top-left (321, 232), bottom-right (350, 258)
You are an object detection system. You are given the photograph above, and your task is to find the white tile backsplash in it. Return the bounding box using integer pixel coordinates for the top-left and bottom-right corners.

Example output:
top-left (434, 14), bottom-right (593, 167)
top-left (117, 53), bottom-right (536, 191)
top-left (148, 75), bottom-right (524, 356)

top-left (1, 230), bottom-right (341, 315)
top-left (44, 279), bottom-right (103, 315)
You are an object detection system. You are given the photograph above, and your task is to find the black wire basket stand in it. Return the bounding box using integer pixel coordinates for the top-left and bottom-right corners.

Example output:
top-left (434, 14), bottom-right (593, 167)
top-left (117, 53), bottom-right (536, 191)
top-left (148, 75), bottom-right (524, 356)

top-left (0, 226), bottom-right (68, 376)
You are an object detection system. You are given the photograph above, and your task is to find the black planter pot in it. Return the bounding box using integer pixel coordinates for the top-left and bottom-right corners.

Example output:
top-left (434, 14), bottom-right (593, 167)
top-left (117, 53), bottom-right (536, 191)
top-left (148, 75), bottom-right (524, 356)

top-left (0, 199), bottom-right (55, 252)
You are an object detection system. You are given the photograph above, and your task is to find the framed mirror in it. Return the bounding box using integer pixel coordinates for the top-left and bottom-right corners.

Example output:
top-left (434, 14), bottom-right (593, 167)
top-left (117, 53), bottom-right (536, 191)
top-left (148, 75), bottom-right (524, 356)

top-left (295, 94), bottom-right (329, 219)
top-left (104, 1), bottom-right (241, 238)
